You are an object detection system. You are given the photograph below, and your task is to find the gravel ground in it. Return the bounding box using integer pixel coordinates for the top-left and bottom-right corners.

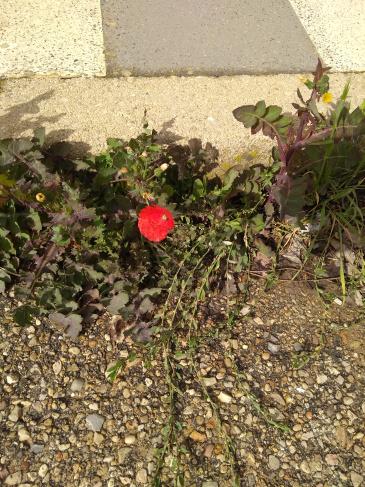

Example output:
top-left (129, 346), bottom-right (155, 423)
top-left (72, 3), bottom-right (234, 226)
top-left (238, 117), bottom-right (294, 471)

top-left (1, 281), bottom-right (364, 486)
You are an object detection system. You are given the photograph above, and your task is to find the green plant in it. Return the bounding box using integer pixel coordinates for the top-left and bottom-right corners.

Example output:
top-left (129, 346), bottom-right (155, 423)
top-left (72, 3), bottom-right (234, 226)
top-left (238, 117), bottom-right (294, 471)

top-left (0, 127), bottom-right (274, 332)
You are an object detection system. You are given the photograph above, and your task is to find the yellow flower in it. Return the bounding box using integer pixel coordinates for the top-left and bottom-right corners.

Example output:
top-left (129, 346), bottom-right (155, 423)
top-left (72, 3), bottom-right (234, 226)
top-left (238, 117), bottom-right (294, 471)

top-left (118, 167), bottom-right (128, 175)
top-left (322, 92), bottom-right (333, 104)
top-left (298, 75), bottom-right (308, 84)
top-left (35, 192), bottom-right (46, 203)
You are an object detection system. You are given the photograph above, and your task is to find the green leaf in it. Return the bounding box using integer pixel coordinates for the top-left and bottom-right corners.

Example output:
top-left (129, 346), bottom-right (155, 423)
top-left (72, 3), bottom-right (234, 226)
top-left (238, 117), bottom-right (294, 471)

top-left (26, 211), bottom-right (42, 232)
top-left (264, 105), bottom-right (282, 122)
top-left (232, 105), bottom-right (257, 127)
top-left (0, 174), bottom-right (16, 187)
top-left (52, 226), bottom-right (70, 246)
top-left (138, 297), bottom-right (154, 314)
top-left (0, 235), bottom-right (16, 254)
top-left (107, 292), bottom-right (129, 314)
top-left (255, 100), bottom-right (267, 117)
top-left (193, 178), bottom-right (205, 198)
top-left (14, 305), bottom-right (38, 326)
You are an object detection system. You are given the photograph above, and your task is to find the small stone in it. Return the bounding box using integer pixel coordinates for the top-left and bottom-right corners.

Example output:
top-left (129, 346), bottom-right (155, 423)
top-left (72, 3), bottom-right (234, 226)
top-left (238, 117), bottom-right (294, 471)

top-left (293, 424), bottom-right (302, 432)
top-left (85, 414), bottom-right (105, 432)
top-left (336, 426), bottom-right (349, 448)
top-left (30, 444), bottom-right (44, 454)
top-left (343, 397), bottom-right (354, 406)
top-left (70, 378), bottom-right (85, 392)
top-left (270, 393), bottom-right (286, 407)
top-left (268, 343), bottom-right (280, 354)
top-left (5, 472), bottom-right (22, 485)
top-left (217, 392), bottom-right (232, 404)
top-left (316, 374), bottom-right (328, 385)
top-left (8, 405), bottom-right (22, 422)
top-left (118, 448), bottom-right (131, 463)
top-left (93, 432), bottom-right (104, 446)
top-left (124, 435), bottom-right (136, 445)
top-left (136, 468), bottom-right (147, 484)
top-left (268, 455), bottom-right (280, 470)
top-left (262, 352), bottom-right (270, 360)
top-left (38, 464), bottom-right (48, 478)
top-left (6, 374), bottom-right (19, 384)
top-left (325, 454), bottom-right (338, 466)
top-left (52, 361), bottom-right (62, 375)
top-left (293, 342), bottom-right (303, 352)
top-left (88, 402), bottom-right (99, 411)
top-left (122, 389), bottom-right (131, 399)
top-left (350, 472), bottom-right (363, 487)
top-left (203, 377), bottom-right (217, 387)
top-left (189, 430), bottom-right (206, 442)
top-left (204, 444), bottom-right (214, 458)
top-left (202, 483), bottom-right (218, 487)
top-left (300, 460), bottom-right (311, 474)
top-left (18, 428), bottom-right (32, 443)
top-left (240, 306), bottom-right (250, 316)
top-left (69, 347), bottom-right (80, 355)
top-left (254, 317), bottom-right (264, 325)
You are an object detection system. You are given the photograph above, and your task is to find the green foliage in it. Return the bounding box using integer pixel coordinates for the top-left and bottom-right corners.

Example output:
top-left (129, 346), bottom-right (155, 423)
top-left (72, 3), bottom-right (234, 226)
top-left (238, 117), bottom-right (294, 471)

top-left (233, 60), bottom-right (365, 250)
top-left (0, 127), bottom-right (274, 332)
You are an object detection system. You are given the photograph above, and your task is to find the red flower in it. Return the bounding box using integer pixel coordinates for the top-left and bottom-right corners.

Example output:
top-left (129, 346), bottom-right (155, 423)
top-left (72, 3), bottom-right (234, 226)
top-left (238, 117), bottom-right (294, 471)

top-left (138, 205), bottom-right (175, 242)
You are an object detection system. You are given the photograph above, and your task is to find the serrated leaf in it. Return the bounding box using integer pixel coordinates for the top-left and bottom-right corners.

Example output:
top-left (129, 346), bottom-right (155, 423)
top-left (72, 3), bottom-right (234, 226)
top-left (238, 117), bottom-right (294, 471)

top-left (107, 292), bottom-right (129, 314)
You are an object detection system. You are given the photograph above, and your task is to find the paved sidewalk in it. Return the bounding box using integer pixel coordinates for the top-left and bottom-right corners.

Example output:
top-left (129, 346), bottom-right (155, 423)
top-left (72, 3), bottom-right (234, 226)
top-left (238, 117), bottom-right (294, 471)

top-left (1, 0), bottom-right (364, 77)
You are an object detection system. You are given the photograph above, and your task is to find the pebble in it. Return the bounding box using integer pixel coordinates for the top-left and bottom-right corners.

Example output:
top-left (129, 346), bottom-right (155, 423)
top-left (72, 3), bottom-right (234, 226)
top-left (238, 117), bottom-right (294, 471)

top-left (70, 378), bottom-right (85, 392)
top-left (202, 483), bottom-right (218, 487)
top-left (93, 432), bottom-right (104, 446)
top-left (136, 468), bottom-right (147, 484)
top-left (38, 464), bottom-right (48, 478)
top-left (18, 428), bottom-right (32, 443)
top-left (300, 460), bottom-right (311, 474)
top-left (189, 430), bottom-right (206, 442)
top-left (124, 435), bottom-right (136, 445)
top-left (5, 472), bottom-right (22, 485)
top-left (217, 392), bottom-right (232, 404)
top-left (52, 361), bottom-right (62, 375)
top-left (85, 414), bottom-right (105, 432)
top-left (203, 377), bottom-right (217, 387)
top-left (268, 455), bottom-right (280, 470)
top-left (350, 472), bottom-right (363, 487)
top-left (316, 374), bottom-right (328, 385)
top-left (69, 347), bottom-right (81, 355)
top-left (240, 306), bottom-right (251, 316)
top-left (6, 374), bottom-right (18, 384)
top-left (30, 443), bottom-right (44, 454)
top-left (343, 397), bottom-right (353, 406)
top-left (262, 352), bottom-right (270, 360)
top-left (8, 405), bottom-right (22, 422)
top-left (268, 343), bottom-right (280, 354)
top-left (325, 454), bottom-right (338, 466)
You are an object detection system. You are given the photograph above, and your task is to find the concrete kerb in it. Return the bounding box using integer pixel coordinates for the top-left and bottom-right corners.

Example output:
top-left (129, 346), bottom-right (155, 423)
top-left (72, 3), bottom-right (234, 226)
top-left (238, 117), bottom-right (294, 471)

top-left (1, 73), bottom-right (365, 161)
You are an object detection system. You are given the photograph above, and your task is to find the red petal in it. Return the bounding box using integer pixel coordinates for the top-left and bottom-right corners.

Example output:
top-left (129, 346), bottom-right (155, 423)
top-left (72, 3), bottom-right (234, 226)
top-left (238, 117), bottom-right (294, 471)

top-left (138, 205), bottom-right (174, 242)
